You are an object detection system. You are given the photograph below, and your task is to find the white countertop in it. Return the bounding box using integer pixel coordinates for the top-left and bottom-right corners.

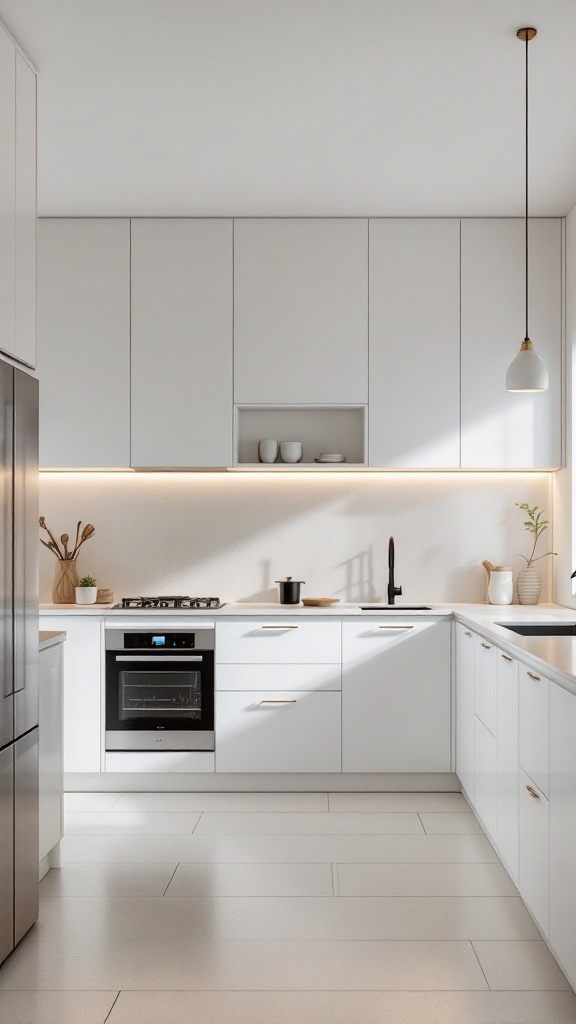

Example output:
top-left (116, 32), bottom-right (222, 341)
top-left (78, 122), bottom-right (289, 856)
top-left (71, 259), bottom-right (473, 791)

top-left (39, 601), bottom-right (452, 617)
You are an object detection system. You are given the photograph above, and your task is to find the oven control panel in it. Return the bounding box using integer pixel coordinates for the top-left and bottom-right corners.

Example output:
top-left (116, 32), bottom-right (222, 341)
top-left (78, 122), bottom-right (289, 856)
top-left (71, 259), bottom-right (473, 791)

top-left (123, 632), bottom-right (196, 649)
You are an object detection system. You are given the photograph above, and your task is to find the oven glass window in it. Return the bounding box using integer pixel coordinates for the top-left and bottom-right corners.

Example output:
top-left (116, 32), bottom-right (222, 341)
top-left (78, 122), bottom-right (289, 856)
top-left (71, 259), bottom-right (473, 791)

top-left (119, 670), bottom-right (202, 721)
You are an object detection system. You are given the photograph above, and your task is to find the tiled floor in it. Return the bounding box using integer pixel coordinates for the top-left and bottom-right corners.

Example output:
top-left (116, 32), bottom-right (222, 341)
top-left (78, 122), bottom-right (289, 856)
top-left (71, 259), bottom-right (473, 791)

top-left (0, 792), bottom-right (575, 1024)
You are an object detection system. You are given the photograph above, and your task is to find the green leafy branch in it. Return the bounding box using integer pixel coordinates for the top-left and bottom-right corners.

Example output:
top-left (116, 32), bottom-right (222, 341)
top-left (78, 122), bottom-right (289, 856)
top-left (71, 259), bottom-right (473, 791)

top-left (516, 503), bottom-right (557, 565)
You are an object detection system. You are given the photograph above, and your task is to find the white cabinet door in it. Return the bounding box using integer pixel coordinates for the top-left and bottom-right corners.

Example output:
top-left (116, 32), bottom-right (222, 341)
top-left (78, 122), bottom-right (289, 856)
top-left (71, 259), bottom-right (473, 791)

top-left (234, 219), bottom-right (368, 404)
top-left (455, 624), bottom-right (475, 801)
top-left (14, 54), bottom-right (36, 368)
top-left (474, 716), bottom-right (496, 839)
top-left (474, 637), bottom-right (496, 734)
top-left (342, 619), bottom-right (451, 773)
top-left (37, 219), bottom-right (130, 468)
top-left (549, 683), bottom-right (576, 991)
top-left (519, 768), bottom-right (549, 937)
top-left (216, 663), bottom-right (341, 692)
top-left (368, 219), bottom-right (460, 468)
top-left (0, 190), bottom-right (15, 361)
top-left (130, 219), bottom-right (233, 467)
top-left (519, 665), bottom-right (550, 798)
top-left (461, 219), bottom-right (562, 469)
top-left (495, 651), bottom-right (519, 884)
top-left (0, 25), bottom-right (15, 204)
top-left (41, 616), bottom-right (102, 774)
top-left (215, 690), bottom-right (341, 773)
top-left (216, 621), bottom-right (341, 665)
top-left (39, 643), bottom-right (63, 861)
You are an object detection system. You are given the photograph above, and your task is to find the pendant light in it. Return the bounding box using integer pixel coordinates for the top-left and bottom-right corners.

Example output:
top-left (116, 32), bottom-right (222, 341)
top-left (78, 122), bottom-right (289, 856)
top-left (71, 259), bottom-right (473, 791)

top-left (506, 27), bottom-right (548, 393)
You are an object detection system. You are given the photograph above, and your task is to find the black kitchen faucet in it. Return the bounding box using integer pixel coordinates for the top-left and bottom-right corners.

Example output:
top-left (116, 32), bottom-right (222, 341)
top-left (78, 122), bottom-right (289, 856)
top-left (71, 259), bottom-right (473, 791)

top-left (387, 536), bottom-right (403, 605)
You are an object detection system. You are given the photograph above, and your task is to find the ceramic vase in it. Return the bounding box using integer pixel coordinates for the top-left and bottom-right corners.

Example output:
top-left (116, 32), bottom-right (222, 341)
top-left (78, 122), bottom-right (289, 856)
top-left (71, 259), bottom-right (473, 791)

top-left (52, 559), bottom-right (79, 604)
top-left (517, 566), bottom-right (542, 605)
top-left (75, 586), bottom-right (97, 605)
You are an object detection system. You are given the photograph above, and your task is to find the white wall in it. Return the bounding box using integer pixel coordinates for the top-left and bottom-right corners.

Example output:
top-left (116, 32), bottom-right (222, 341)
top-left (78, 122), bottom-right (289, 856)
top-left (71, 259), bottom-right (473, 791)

top-left (39, 472), bottom-right (553, 605)
top-left (554, 206), bottom-right (576, 608)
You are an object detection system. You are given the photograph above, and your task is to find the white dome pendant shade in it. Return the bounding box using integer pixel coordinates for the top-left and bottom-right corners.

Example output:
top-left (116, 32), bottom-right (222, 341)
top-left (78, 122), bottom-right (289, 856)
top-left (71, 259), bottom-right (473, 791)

top-left (505, 27), bottom-right (549, 394)
top-left (506, 338), bottom-right (549, 393)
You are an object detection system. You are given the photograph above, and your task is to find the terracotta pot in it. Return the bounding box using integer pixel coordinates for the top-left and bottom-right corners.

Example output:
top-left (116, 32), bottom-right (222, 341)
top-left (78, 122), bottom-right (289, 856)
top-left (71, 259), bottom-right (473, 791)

top-left (52, 559), bottom-right (79, 604)
top-left (517, 566), bottom-right (542, 605)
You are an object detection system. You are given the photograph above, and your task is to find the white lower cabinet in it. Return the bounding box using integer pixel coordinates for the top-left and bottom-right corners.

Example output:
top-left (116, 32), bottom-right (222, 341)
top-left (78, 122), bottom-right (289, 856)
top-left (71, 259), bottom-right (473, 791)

top-left (519, 665), bottom-right (550, 798)
top-left (215, 620), bottom-right (341, 664)
top-left (518, 767), bottom-right (549, 938)
top-left (342, 619), bottom-right (451, 773)
top-left (41, 616), bottom-right (102, 774)
top-left (39, 642), bottom-right (63, 866)
top-left (474, 716), bottom-right (496, 839)
top-left (455, 625), bottom-right (475, 800)
top-left (495, 652), bottom-right (519, 884)
top-left (549, 683), bottom-right (576, 991)
top-left (215, 690), bottom-right (341, 773)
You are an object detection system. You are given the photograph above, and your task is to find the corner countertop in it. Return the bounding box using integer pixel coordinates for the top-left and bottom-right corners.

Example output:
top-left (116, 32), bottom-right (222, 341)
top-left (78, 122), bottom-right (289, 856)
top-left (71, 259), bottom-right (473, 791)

top-left (39, 630), bottom-right (66, 652)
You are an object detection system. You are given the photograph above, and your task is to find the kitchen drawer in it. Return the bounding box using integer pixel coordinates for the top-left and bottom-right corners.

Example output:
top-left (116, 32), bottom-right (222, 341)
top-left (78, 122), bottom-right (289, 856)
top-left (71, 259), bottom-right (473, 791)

top-left (519, 666), bottom-right (550, 797)
top-left (105, 751), bottom-right (215, 773)
top-left (216, 663), bottom-right (341, 691)
top-left (215, 621), bottom-right (341, 664)
top-left (519, 767), bottom-right (549, 937)
top-left (215, 690), bottom-right (341, 772)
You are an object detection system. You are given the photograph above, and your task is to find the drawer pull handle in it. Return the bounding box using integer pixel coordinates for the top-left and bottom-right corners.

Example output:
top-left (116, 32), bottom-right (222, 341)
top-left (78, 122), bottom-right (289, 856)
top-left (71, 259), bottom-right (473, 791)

top-left (378, 625), bottom-right (414, 630)
top-left (258, 699), bottom-right (297, 705)
top-left (527, 672), bottom-right (541, 681)
top-left (481, 643), bottom-right (491, 650)
top-left (259, 625), bottom-right (299, 630)
top-left (501, 655), bottom-right (513, 663)
top-left (526, 785), bottom-right (540, 799)
top-left (464, 631), bottom-right (473, 637)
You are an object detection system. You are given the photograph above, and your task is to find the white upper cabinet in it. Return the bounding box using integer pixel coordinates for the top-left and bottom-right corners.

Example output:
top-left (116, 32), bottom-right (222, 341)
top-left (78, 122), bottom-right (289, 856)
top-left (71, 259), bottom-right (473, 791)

top-left (369, 219), bottom-right (460, 468)
top-left (0, 27), bottom-right (16, 362)
top-left (234, 219), bottom-right (368, 404)
top-left (130, 219), bottom-right (233, 468)
top-left (15, 54), bottom-right (36, 368)
top-left (461, 219), bottom-right (562, 469)
top-left (37, 219), bottom-right (130, 467)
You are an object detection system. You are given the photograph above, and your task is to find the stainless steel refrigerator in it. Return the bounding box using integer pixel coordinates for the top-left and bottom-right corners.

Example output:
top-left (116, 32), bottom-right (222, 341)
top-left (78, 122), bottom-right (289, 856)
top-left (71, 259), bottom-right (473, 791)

top-left (0, 356), bottom-right (39, 965)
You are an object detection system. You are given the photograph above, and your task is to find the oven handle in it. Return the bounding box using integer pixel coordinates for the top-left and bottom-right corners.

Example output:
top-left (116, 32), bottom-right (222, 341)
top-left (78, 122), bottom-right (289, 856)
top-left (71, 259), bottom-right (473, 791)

top-left (114, 655), bottom-right (204, 662)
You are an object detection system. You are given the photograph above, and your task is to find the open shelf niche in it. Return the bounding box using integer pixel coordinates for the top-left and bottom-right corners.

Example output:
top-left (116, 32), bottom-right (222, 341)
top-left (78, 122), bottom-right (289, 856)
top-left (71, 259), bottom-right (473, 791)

top-left (234, 405), bottom-right (367, 468)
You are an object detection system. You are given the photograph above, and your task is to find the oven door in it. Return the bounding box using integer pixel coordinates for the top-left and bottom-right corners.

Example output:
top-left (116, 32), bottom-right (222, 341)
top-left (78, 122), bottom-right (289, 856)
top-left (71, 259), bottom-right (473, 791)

top-left (105, 649), bottom-right (214, 751)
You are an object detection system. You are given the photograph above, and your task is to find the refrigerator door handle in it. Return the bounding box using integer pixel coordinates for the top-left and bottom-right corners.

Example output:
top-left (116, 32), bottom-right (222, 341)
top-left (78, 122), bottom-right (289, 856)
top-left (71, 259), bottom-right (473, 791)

top-left (0, 361), bottom-right (14, 749)
top-left (13, 370), bottom-right (39, 739)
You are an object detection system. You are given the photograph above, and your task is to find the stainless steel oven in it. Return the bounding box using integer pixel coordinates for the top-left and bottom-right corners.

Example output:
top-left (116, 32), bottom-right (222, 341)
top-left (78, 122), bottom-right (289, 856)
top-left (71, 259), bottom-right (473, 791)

top-left (105, 628), bottom-right (214, 751)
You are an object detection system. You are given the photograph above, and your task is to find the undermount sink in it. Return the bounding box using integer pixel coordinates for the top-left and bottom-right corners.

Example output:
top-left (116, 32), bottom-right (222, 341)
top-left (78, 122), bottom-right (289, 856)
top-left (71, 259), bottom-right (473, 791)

top-left (359, 605), bottom-right (432, 611)
top-left (497, 622), bottom-right (576, 637)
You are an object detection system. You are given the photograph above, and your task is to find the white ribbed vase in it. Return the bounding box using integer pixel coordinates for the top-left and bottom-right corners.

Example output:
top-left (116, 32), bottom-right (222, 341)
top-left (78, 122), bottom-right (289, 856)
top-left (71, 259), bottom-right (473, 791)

top-left (517, 567), bottom-right (542, 605)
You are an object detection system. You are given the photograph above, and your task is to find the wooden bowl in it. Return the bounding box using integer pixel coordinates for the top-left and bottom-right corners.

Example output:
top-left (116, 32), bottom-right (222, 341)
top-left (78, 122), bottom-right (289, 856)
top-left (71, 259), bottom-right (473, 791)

top-left (301, 598), bottom-right (340, 607)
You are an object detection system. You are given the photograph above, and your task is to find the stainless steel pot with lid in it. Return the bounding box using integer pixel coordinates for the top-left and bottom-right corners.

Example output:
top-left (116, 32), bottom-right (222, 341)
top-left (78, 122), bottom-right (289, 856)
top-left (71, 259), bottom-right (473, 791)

top-left (275, 576), bottom-right (306, 605)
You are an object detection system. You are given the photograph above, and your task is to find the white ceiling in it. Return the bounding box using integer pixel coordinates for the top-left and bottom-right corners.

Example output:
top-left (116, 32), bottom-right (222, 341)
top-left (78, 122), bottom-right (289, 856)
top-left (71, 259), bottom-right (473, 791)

top-left (2, 0), bottom-right (576, 217)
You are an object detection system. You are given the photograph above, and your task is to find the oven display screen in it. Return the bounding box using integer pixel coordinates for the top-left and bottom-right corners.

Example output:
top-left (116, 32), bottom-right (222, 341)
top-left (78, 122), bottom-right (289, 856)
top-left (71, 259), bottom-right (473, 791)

top-left (152, 635), bottom-right (166, 647)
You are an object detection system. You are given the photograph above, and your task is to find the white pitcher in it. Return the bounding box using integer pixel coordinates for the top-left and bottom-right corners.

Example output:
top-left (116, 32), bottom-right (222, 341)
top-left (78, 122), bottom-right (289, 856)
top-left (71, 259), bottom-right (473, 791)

top-left (482, 561), bottom-right (514, 605)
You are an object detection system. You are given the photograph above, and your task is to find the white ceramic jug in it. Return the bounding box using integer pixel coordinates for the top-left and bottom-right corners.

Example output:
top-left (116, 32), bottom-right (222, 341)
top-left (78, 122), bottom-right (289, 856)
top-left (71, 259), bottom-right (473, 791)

top-left (482, 561), bottom-right (514, 605)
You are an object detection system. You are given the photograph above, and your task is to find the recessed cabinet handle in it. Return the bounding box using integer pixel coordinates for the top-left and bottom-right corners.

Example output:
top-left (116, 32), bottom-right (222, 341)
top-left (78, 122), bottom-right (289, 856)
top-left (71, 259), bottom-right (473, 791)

top-left (527, 672), bottom-right (541, 681)
top-left (378, 625), bottom-right (414, 630)
top-left (501, 655), bottom-right (513, 663)
top-left (464, 631), bottom-right (473, 637)
top-left (259, 625), bottom-right (299, 630)
top-left (481, 643), bottom-right (491, 650)
top-left (526, 785), bottom-right (540, 799)
top-left (258, 699), bottom-right (298, 705)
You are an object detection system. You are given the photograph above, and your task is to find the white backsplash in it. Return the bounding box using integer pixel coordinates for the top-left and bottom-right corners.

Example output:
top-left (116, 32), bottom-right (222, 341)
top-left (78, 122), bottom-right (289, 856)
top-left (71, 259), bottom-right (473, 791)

top-left (38, 472), bottom-right (554, 605)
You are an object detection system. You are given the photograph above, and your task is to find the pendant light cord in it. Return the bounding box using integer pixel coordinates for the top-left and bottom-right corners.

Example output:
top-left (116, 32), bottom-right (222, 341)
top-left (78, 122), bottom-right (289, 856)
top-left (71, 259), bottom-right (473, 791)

top-left (525, 33), bottom-right (529, 340)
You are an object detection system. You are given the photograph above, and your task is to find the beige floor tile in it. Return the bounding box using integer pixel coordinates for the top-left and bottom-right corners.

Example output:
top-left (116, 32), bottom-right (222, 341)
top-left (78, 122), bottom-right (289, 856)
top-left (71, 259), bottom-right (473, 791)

top-left (64, 792), bottom-right (123, 811)
top-left (329, 791), bottom-right (469, 812)
top-left (20, 893), bottom-right (539, 942)
top-left (107, 990), bottom-right (576, 1024)
top-left (40, 863), bottom-right (178, 897)
top-left (337, 862), bottom-right (518, 897)
top-left (0, 935), bottom-right (486, 991)
top-left (0, 991), bottom-right (118, 1024)
top-left (165, 862), bottom-right (334, 897)
top-left (112, 792), bottom-right (328, 812)
top-left (59, 831), bottom-right (498, 864)
top-left (64, 811), bottom-right (201, 835)
top-left (473, 939), bottom-right (571, 990)
top-left (195, 811), bottom-right (424, 835)
top-left (419, 812), bottom-right (483, 834)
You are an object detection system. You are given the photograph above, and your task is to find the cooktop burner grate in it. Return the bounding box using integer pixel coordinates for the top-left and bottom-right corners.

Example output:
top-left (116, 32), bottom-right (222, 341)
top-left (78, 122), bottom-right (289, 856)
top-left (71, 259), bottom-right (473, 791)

top-left (116, 596), bottom-right (223, 610)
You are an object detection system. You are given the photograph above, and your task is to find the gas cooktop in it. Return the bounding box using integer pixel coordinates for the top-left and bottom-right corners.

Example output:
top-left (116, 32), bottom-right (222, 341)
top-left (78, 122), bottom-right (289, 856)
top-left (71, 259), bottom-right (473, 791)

top-left (114, 596), bottom-right (224, 610)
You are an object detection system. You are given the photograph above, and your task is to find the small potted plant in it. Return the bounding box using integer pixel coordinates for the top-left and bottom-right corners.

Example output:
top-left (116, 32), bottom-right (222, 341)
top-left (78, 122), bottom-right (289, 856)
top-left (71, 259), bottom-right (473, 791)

top-left (516, 503), bottom-right (556, 604)
top-left (75, 575), bottom-right (98, 605)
